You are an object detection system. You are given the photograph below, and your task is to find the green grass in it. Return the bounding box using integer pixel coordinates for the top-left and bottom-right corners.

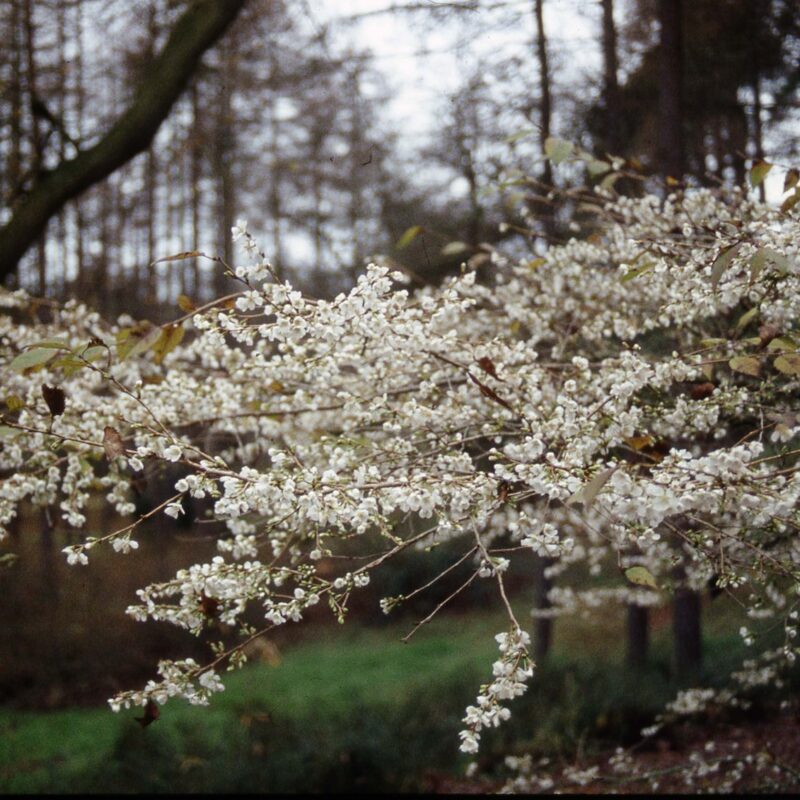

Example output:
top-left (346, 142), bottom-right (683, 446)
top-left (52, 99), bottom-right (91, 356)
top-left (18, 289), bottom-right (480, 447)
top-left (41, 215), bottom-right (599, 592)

top-left (0, 597), bottom-right (786, 793)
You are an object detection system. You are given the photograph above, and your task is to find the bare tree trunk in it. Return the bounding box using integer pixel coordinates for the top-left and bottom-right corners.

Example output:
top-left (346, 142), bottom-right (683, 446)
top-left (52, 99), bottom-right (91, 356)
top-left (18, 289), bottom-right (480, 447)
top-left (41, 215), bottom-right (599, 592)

top-left (8, 0), bottom-right (24, 213)
top-left (190, 79), bottom-right (202, 298)
top-left (600, 0), bottom-right (621, 155)
top-left (672, 521), bottom-right (703, 679)
top-left (532, 554), bottom-right (553, 663)
top-left (673, 584), bottom-right (702, 678)
top-left (146, 146), bottom-right (158, 303)
top-left (626, 604), bottom-right (649, 668)
top-left (73, 0), bottom-right (86, 293)
top-left (266, 103), bottom-right (283, 279)
top-left (22, 0), bottom-right (46, 294)
top-left (534, 0), bottom-right (552, 188)
top-left (657, 0), bottom-right (685, 179)
top-left (749, 0), bottom-right (766, 201)
top-left (214, 45), bottom-right (236, 298)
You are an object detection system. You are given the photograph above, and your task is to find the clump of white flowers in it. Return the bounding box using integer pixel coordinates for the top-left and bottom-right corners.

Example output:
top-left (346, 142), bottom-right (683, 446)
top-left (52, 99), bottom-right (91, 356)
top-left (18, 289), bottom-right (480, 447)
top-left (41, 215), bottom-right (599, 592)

top-left (1, 177), bottom-right (800, 782)
top-left (459, 628), bottom-right (533, 753)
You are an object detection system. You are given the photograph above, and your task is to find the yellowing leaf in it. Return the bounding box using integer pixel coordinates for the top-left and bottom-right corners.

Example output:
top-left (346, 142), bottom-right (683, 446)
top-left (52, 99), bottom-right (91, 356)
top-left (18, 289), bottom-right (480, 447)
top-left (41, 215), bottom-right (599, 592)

top-left (396, 225), bottom-right (423, 250)
top-left (781, 187), bottom-right (800, 214)
top-left (440, 241), bottom-right (469, 257)
top-left (152, 324), bottom-right (185, 365)
top-left (177, 294), bottom-right (197, 313)
top-left (728, 355), bottom-right (761, 377)
top-left (749, 159), bottom-right (773, 187)
top-left (625, 566), bottom-right (659, 589)
top-left (5, 395), bottom-right (25, 411)
top-left (625, 435), bottom-right (654, 451)
top-left (566, 467), bottom-right (615, 509)
top-left (784, 168), bottom-right (799, 193)
top-left (774, 353), bottom-right (800, 375)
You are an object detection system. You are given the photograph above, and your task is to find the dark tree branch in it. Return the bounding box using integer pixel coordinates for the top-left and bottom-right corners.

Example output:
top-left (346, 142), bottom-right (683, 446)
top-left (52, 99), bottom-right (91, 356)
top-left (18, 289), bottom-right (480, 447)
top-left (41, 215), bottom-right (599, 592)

top-left (0, 0), bottom-right (247, 284)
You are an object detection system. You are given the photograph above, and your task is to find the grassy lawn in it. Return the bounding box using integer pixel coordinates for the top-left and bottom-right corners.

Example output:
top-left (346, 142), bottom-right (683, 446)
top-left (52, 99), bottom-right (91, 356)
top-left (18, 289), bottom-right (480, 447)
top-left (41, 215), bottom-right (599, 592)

top-left (0, 597), bottom-right (774, 793)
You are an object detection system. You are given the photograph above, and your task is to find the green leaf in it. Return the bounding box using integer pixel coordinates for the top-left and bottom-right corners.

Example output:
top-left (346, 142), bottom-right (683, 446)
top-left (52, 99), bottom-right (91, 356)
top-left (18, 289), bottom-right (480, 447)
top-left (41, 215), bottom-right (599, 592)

top-left (621, 262), bottom-right (654, 283)
top-left (504, 128), bottom-right (535, 143)
top-left (625, 566), bottom-right (659, 590)
top-left (774, 353), bottom-right (800, 375)
top-left (29, 339), bottom-right (72, 350)
top-left (600, 171), bottom-right (622, 192)
top-left (395, 225), bottom-right (423, 250)
top-left (750, 247), bottom-right (789, 282)
top-left (52, 355), bottom-right (86, 377)
top-left (544, 137), bottom-right (573, 165)
top-left (587, 159), bottom-right (611, 177)
top-left (749, 159), bottom-right (773, 187)
top-left (710, 243), bottom-right (742, 291)
top-left (10, 348), bottom-right (57, 372)
top-left (767, 337), bottom-right (797, 353)
top-left (118, 325), bottom-right (160, 362)
top-left (5, 395), bottom-right (25, 411)
top-left (735, 306), bottom-right (759, 335)
top-left (728, 355), bottom-right (761, 377)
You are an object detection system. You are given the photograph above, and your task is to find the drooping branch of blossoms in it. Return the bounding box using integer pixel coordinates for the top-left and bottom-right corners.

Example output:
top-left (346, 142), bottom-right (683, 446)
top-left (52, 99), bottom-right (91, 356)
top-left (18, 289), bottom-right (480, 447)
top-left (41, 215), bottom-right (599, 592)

top-left (1, 183), bottom-right (799, 764)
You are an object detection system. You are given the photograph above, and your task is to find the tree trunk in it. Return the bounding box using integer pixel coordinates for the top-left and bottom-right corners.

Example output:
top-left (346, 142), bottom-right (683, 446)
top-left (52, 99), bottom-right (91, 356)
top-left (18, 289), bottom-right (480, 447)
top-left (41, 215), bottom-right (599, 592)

top-left (0, 0), bottom-right (247, 284)
top-left (533, 554), bottom-right (553, 663)
top-left (534, 0), bottom-right (552, 189)
top-left (673, 585), bottom-right (702, 678)
top-left (657, 0), bottom-right (685, 179)
top-left (600, 0), bottom-right (621, 155)
top-left (625, 604), bottom-right (649, 668)
top-left (23, 0), bottom-right (47, 294)
top-left (749, 0), bottom-right (766, 201)
top-left (190, 79), bottom-right (202, 298)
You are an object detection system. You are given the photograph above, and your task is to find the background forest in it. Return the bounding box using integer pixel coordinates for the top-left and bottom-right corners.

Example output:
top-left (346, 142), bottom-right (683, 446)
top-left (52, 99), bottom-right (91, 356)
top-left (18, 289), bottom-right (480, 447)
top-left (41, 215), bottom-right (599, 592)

top-left (3, 0), bottom-right (799, 311)
top-left (2, 0), bottom-right (800, 794)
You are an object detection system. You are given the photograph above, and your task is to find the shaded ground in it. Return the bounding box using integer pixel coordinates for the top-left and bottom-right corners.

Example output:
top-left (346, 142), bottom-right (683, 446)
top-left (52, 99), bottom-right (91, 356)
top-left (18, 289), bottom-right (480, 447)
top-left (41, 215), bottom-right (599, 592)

top-left (429, 703), bottom-right (800, 794)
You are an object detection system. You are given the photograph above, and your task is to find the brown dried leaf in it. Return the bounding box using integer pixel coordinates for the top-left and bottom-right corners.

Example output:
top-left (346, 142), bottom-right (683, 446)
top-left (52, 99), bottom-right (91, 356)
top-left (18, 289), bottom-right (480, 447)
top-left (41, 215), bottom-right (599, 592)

top-left (135, 699), bottom-right (160, 728)
top-left (103, 426), bottom-right (125, 461)
top-left (468, 372), bottom-right (513, 411)
top-left (41, 384), bottom-right (65, 417)
top-left (152, 250), bottom-right (203, 265)
top-left (689, 382), bottom-right (716, 400)
top-left (199, 592), bottom-right (220, 619)
top-left (177, 294), bottom-right (197, 313)
top-left (476, 356), bottom-right (504, 382)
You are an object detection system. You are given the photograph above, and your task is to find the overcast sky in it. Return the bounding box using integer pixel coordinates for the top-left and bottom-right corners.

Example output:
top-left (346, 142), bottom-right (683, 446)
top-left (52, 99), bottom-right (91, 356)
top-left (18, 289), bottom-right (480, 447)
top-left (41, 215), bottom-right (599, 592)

top-left (312, 0), bottom-right (790, 201)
